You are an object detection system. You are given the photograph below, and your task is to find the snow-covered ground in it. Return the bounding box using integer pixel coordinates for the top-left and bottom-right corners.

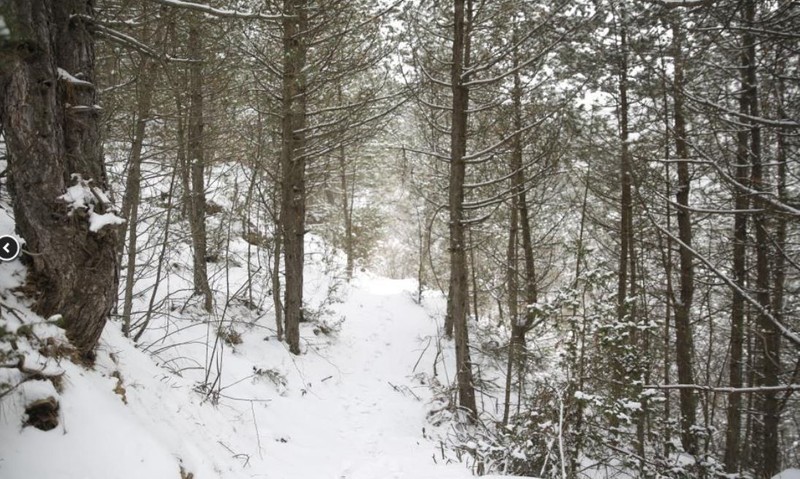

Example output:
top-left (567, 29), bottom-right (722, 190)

top-left (0, 150), bottom-right (496, 479)
top-left (0, 254), bottom-right (498, 478)
top-left (1, 156), bottom-right (794, 479)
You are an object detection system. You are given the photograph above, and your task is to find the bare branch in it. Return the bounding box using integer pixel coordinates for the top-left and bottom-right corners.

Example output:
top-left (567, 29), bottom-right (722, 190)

top-left (639, 192), bottom-right (800, 348)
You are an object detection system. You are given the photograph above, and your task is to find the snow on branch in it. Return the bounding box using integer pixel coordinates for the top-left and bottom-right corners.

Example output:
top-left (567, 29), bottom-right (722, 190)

top-left (686, 91), bottom-right (800, 129)
top-left (641, 199), bottom-right (800, 348)
top-left (58, 174), bottom-right (125, 233)
top-left (148, 0), bottom-right (283, 20)
top-left (644, 383), bottom-right (800, 393)
top-left (656, 0), bottom-right (714, 7)
top-left (56, 68), bottom-right (94, 89)
top-left (686, 149), bottom-right (800, 218)
top-left (91, 23), bottom-right (159, 57)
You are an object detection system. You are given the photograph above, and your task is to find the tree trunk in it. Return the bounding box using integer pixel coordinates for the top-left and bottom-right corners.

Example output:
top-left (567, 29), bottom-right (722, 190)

top-left (614, 2), bottom-right (634, 404)
top-left (447, 0), bottom-right (477, 418)
top-left (272, 223), bottom-right (284, 341)
top-left (743, 2), bottom-right (779, 474)
top-left (0, 0), bottom-right (120, 355)
top-left (723, 42), bottom-right (751, 476)
top-left (662, 89), bottom-right (675, 457)
top-left (339, 144), bottom-right (354, 281)
top-left (502, 165), bottom-right (519, 426)
top-left (503, 43), bottom-right (537, 424)
top-left (468, 227), bottom-right (479, 322)
top-left (187, 17), bottom-right (212, 312)
top-left (280, 0), bottom-right (308, 355)
top-left (769, 77), bottom-right (788, 476)
top-left (173, 68), bottom-right (191, 220)
top-left (671, 19), bottom-right (698, 456)
top-left (570, 168), bottom-right (591, 477)
top-left (511, 41), bottom-right (537, 333)
top-left (121, 61), bottom-right (157, 336)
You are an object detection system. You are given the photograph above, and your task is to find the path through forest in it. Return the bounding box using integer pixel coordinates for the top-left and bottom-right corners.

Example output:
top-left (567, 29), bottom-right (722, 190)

top-left (0, 229), bottom-right (514, 479)
top-left (263, 276), bottom-right (475, 479)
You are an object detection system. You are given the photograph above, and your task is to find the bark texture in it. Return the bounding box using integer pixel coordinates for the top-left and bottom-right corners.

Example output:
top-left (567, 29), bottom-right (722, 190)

top-left (670, 19), bottom-right (698, 456)
top-left (723, 43), bottom-right (751, 475)
top-left (280, 0), bottom-right (308, 355)
top-left (743, 2), bottom-right (780, 473)
top-left (447, 0), bottom-right (477, 418)
top-left (187, 18), bottom-right (213, 312)
top-left (0, 0), bottom-right (119, 354)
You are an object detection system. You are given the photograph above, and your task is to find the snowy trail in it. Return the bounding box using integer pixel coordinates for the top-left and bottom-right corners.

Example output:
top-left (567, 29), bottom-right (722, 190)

top-left (257, 276), bottom-right (471, 479)
top-left (1, 270), bottom-right (481, 479)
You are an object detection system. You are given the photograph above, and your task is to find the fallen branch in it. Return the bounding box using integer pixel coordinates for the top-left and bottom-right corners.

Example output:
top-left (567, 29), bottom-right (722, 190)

top-left (388, 381), bottom-right (421, 401)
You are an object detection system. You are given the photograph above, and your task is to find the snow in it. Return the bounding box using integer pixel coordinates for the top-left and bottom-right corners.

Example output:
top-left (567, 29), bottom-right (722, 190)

top-left (774, 470), bottom-right (800, 479)
top-left (574, 390), bottom-right (595, 401)
top-left (57, 68), bottom-right (94, 88)
top-left (619, 400), bottom-right (641, 411)
top-left (148, 0), bottom-right (281, 20)
top-left (58, 176), bottom-right (95, 212)
top-left (0, 15), bottom-right (9, 38)
top-left (210, 273), bottom-right (484, 479)
top-left (0, 159), bottom-right (535, 479)
top-left (0, 247), bottom-right (509, 479)
top-left (89, 211), bottom-right (126, 232)
top-left (57, 173), bottom-right (125, 232)
top-left (2, 360), bottom-right (185, 479)
top-left (18, 378), bottom-right (58, 403)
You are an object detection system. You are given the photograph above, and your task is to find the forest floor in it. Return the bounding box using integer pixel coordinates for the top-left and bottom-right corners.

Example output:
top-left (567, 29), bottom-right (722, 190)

top-left (0, 254), bottom-right (509, 478)
top-left (247, 274), bottom-right (476, 479)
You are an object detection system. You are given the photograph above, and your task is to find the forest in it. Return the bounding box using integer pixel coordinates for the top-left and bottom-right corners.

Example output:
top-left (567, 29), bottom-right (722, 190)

top-left (0, 0), bottom-right (798, 478)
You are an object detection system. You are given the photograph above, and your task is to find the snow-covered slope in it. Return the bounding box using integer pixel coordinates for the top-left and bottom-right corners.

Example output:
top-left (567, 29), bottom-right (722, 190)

top-left (0, 252), bottom-right (490, 479)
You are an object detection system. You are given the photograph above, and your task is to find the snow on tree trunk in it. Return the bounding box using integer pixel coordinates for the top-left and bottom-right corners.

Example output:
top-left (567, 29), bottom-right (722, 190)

top-left (0, 0), bottom-right (120, 355)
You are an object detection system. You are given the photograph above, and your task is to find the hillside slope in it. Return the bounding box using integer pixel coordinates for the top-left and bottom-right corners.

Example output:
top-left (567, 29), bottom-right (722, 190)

top-left (0, 257), bottom-right (487, 478)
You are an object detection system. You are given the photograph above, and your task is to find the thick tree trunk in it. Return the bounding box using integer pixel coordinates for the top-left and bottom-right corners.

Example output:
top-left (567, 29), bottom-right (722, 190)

top-left (444, 284), bottom-right (454, 338)
top-left (280, 0), bottom-right (308, 355)
top-left (447, 0), bottom-right (477, 418)
top-left (670, 20), bottom-right (698, 456)
top-left (0, 0), bottom-right (119, 355)
top-left (187, 18), bottom-right (213, 312)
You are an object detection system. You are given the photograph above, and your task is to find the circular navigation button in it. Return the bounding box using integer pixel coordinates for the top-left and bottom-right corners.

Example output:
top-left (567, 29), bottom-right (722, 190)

top-left (0, 235), bottom-right (21, 261)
